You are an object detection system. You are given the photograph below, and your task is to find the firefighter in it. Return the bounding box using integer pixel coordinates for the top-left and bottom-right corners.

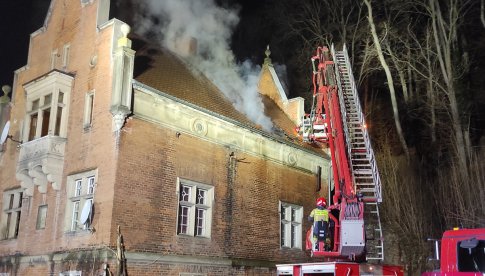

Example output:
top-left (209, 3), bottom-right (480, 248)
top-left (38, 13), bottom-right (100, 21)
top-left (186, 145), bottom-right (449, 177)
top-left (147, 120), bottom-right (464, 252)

top-left (309, 197), bottom-right (329, 251)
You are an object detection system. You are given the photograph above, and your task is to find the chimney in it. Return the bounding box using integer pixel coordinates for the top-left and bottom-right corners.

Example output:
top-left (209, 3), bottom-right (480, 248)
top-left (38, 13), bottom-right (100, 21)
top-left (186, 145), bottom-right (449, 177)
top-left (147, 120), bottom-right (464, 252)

top-left (174, 37), bottom-right (198, 57)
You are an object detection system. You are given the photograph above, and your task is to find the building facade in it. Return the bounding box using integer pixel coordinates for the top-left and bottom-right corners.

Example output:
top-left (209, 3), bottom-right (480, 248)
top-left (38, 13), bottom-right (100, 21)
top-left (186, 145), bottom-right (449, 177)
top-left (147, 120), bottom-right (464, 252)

top-left (0, 0), bottom-right (330, 275)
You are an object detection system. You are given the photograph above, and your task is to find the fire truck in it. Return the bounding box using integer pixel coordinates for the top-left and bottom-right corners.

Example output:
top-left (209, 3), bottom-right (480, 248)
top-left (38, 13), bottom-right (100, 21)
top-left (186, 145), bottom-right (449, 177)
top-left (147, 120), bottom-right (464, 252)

top-left (422, 227), bottom-right (485, 275)
top-left (276, 45), bottom-right (403, 275)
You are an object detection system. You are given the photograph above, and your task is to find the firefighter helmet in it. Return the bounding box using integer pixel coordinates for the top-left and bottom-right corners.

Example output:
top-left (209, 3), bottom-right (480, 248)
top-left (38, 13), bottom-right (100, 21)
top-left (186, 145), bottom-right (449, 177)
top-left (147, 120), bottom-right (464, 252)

top-left (316, 197), bottom-right (327, 207)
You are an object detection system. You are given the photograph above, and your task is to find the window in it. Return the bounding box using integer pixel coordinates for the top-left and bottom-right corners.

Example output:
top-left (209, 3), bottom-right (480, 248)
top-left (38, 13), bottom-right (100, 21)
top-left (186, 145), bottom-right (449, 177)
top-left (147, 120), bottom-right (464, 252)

top-left (1, 189), bottom-right (23, 239)
top-left (36, 205), bottom-right (48, 229)
top-left (280, 202), bottom-right (303, 249)
top-left (26, 92), bottom-right (64, 141)
top-left (65, 170), bottom-right (97, 232)
top-left (51, 49), bottom-right (58, 70)
top-left (176, 179), bottom-right (213, 237)
top-left (23, 71), bottom-right (73, 142)
top-left (457, 239), bottom-right (485, 272)
top-left (62, 44), bottom-right (70, 68)
top-left (59, 271), bottom-right (81, 276)
top-left (83, 91), bottom-right (94, 128)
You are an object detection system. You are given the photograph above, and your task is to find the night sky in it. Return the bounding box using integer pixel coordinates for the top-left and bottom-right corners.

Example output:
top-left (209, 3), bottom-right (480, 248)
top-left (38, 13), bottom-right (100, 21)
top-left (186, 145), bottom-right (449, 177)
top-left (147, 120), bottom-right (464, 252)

top-left (0, 0), bottom-right (51, 92)
top-left (0, 0), bottom-right (266, 97)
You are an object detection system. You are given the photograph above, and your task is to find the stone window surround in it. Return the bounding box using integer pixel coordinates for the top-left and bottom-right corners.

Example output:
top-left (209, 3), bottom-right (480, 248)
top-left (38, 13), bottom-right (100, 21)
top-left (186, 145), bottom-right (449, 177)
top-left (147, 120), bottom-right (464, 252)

top-left (280, 201), bottom-right (303, 249)
top-left (23, 70), bottom-right (72, 142)
top-left (83, 90), bottom-right (95, 129)
top-left (1, 188), bottom-right (23, 240)
top-left (176, 178), bottom-right (213, 238)
top-left (65, 169), bottom-right (97, 232)
top-left (36, 204), bottom-right (48, 230)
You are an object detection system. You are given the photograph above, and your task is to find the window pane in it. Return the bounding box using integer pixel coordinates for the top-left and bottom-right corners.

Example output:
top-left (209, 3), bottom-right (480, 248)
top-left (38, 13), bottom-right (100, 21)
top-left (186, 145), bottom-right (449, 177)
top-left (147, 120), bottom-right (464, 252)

top-left (178, 206), bottom-right (189, 234)
top-left (291, 208), bottom-right (296, 222)
top-left (29, 113), bottom-right (38, 141)
top-left (41, 109), bottom-right (50, 137)
top-left (281, 222), bottom-right (286, 246)
top-left (31, 99), bottom-right (39, 111)
top-left (71, 201), bottom-right (80, 231)
top-left (44, 94), bottom-right (52, 105)
top-left (14, 211), bottom-right (21, 237)
top-left (58, 91), bottom-right (64, 103)
top-left (37, 205), bottom-right (48, 229)
top-left (63, 45), bottom-right (70, 67)
top-left (87, 177), bottom-right (95, 194)
top-left (8, 194), bottom-right (14, 209)
top-left (55, 106), bottom-right (62, 136)
top-left (18, 192), bottom-right (23, 208)
top-left (281, 206), bottom-right (286, 221)
top-left (5, 213), bottom-right (11, 238)
top-left (458, 240), bottom-right (485, 272)
top-left (196, 189), bottom-right (206, 205)
top-left (195, 208), bottom-right (205, 236)
top-left (85, 93), bottom-right (94, 126)
top-left (83, 199), bottom-right (93, 229)
top-left (291, 224), bottom-right (296, 248)
top-left (74, 179), bottom-right (82, 196)
top-left (179, 185), bottom-right (191, 202)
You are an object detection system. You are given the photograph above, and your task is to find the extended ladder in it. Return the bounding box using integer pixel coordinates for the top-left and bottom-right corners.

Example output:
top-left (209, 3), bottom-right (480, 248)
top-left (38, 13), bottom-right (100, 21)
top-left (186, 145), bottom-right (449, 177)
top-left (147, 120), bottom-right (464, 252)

top-left (331, 45), bottom-right (384, 261)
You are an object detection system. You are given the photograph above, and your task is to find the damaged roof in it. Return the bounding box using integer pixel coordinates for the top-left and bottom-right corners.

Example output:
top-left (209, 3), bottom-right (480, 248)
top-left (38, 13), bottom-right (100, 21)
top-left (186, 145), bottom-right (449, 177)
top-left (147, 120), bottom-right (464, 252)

top-left (131, 37), bottom-right (323, 154)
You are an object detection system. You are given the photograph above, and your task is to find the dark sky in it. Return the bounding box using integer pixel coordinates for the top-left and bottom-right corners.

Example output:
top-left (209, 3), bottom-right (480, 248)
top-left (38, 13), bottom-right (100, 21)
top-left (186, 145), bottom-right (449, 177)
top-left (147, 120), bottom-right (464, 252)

top-left (0, 0), bottom-right (265, 97)
top-left (0, 0), bottom-right (51, 91)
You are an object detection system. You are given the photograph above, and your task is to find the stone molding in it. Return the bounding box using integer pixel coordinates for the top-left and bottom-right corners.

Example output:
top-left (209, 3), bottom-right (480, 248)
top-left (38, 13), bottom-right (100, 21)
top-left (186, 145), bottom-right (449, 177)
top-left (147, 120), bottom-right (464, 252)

top-left (16, 135), bottom-right (66, 195)
top-left (133, 81), bottom-right (329, 175)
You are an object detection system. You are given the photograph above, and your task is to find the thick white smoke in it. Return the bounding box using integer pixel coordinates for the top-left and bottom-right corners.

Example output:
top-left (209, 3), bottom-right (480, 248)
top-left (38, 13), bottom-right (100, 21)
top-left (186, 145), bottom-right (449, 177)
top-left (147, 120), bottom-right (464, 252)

top-left (133, 0), bottom-right (274, 132)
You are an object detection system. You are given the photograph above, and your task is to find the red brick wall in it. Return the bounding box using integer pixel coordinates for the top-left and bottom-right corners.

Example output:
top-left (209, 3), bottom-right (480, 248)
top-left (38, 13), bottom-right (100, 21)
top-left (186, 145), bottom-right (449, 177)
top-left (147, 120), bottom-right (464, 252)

top-left (112, 117), bottom-right (323, 267)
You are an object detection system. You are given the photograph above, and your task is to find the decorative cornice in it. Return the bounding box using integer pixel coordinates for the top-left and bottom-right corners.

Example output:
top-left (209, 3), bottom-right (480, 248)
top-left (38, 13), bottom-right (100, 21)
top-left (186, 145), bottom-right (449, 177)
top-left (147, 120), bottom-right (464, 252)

top-left (133, 81), bottom-right (329, 174)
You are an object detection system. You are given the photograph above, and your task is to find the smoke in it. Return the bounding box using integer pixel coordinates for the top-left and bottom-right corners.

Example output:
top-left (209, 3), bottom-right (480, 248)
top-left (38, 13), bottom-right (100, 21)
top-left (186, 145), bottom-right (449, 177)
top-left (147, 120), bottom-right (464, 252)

top-left (132, 0), bottom-right (273, 132)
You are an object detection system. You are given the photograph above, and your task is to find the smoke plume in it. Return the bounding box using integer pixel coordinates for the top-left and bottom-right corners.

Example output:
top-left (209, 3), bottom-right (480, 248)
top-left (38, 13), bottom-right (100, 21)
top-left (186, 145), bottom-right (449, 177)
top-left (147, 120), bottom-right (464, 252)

top-left (133, 0), bottom-right (273, 132)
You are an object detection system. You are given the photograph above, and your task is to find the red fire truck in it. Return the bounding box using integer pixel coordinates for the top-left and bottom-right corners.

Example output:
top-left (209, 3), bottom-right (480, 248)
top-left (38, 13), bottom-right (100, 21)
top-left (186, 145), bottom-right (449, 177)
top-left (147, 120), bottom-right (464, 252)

top-left (277, 45), bottom-right (403, 275)
top-left (277, 262), bottom-right (403, 276)
top-left (422, 227), bottom-right (485, 275)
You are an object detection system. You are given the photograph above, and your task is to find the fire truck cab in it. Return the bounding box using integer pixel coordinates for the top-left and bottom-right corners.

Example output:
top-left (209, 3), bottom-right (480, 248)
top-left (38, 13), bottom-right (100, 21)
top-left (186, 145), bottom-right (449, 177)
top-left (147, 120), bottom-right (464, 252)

top-left (423, 228), bottom-right (485, 276)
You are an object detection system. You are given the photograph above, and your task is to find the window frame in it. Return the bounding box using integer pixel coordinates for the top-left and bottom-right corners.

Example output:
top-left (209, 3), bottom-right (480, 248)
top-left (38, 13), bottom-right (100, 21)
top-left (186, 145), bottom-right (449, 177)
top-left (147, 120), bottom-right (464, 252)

top-left (23, 71), bottom-right (73, 142)
top-left (83, 90), bottom-right (94, 130)
top-left (65, 170), bottom-right (97, 232)
top-left (83, 91), bottom-right (95, 129)
top-left (59, 271), bottom-right (82, 276)
top-left (280, 201), bottom-right (303, 249)
top-left (51, 49), bottom-right (58, 70)
top-left (1, 188), bottom-right (23, 239)
top-left (176, 178), bottom-right (213, 238)
top-left (25, 92), bottom-right (65, 141)
top-left (36, 204), bottom-right (48, 230)
top-left (62, 44), bottom-right (70, 69)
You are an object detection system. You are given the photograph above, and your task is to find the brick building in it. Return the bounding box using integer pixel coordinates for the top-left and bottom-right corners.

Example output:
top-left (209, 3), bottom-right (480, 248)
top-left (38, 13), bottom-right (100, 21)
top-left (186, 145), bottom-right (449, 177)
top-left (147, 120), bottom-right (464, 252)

top-left (0, 0), bottom-right (330, 275)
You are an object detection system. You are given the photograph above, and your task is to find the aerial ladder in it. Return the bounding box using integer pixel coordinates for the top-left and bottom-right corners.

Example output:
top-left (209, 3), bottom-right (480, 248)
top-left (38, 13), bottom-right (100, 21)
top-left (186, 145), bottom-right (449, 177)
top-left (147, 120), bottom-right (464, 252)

top-left (296, 45), bottom-right (383, 261)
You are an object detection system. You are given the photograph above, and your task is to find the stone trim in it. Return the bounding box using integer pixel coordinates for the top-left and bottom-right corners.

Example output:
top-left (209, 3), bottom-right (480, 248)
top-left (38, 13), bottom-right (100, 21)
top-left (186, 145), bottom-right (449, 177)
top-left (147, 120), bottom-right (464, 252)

top-left (0, 250), bottom-right (275, 270)
top-left (133, 80), bottom-right (329, 175)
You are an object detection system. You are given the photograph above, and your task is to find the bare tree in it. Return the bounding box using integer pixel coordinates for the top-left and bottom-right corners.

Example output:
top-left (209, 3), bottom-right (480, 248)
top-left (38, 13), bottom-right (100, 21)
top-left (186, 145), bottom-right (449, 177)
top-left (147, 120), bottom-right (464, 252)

top-left (385, 38), bottom-right (409, 104)
top-left (481, 0), bottom-right (485, 28)
top-left (426, 0), bottom-right (471, 176)
top-left (363, 0), bottom-right (410, 160)
top-left (377, 138), bottom-right (433, 275)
